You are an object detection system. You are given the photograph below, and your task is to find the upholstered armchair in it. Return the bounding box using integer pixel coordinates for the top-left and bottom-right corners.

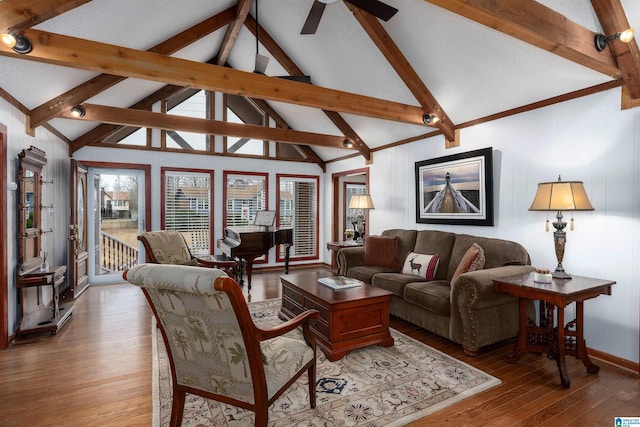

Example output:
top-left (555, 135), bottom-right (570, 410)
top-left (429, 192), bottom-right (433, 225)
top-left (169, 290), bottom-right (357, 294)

top-left (124, 264), bottom-right (319, 427)
top-left (137, 230), bottom-right (201, 266)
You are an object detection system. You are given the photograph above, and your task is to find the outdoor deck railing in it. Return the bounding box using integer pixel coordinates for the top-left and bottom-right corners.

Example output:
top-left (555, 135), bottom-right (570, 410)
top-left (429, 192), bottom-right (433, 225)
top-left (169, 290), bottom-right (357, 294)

top-left (101, 231), bottom-right (138, 273)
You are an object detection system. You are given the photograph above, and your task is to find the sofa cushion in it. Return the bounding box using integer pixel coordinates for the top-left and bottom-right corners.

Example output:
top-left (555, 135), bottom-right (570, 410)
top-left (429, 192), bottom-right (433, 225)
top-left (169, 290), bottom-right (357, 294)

top-left (402, 252), bottom-right (439, 280)
top-left (403, 281), bottom-right (451, 316)
top-left (363, 235), bottom-right (400, 270)
top-left (346, 265), bottom-right (395, 285)
top-left (414, 230), bottom-right (456, 280)
top-left (371, 272), bottom-right (427, 297)
top-left (451, 242), bottom-right (485, 283)
top-left (448, 234), bottom-right (530, 277)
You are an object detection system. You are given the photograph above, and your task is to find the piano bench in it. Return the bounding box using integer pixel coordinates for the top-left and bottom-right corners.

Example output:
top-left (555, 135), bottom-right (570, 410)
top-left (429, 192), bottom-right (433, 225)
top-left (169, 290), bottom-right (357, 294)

top-left (195, 254), bottom-right (238, 280)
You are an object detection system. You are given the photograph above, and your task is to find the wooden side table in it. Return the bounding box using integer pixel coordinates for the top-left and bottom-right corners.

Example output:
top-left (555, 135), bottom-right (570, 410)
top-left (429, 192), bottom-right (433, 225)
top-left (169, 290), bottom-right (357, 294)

top-left (493, 272), bottom-right (615, 388)
top-left (326, 240), bottom-right (362, 271)
top-left (17, 265), bottom-right (74, 336)
top-left (195, 254), bottom-right (238, 279)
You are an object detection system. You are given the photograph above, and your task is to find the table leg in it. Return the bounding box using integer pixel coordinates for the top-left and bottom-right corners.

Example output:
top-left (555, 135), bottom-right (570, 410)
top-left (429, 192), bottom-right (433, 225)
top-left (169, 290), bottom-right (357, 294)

top-left (555, 306), bottom-right (570, 388)
top-left (507, 297), bottom-right (528, 362)
top-left (575, 301), bottom-right (600, 374)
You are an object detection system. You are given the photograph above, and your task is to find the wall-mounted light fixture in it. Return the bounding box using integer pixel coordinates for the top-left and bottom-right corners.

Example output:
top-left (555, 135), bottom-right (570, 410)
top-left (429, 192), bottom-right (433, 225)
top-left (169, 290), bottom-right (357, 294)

top-left (422, 113), bottom-right (439, 125)
top-left (594, 28), bottom-right (635, 51)
top-left (342, 139), bottom-right (354, 149)
top-left (70, 105), bottom-right (86, 118)
top-left (0, 32), bottom-right (33, 54)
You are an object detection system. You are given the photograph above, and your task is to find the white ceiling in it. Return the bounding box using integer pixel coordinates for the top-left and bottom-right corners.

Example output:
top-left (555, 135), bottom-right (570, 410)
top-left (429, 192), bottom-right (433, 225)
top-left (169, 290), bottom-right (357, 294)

top-left (0, 0), bottom-right (637, 162)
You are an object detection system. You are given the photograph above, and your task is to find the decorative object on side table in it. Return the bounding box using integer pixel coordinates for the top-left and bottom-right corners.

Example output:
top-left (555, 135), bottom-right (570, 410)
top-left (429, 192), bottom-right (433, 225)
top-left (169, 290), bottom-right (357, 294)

top-left (348, 194), bottom-right (374, 241)
top-left (529, 175), bottom-right (594, 279)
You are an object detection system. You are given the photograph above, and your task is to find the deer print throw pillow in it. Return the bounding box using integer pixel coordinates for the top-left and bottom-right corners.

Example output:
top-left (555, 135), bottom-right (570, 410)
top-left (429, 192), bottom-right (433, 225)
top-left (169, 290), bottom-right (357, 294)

top-left (402, 252), bottom-right (440, 280)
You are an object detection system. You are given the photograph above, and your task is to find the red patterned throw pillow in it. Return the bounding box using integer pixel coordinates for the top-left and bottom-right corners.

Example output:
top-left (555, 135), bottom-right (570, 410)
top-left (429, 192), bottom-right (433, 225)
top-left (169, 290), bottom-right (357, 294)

top-left (451, 243), bottom-right (485, 282)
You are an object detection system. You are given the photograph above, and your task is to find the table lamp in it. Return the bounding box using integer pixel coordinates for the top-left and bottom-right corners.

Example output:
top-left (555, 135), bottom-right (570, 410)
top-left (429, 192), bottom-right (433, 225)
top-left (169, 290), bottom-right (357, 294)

top-left (529, 176), bottom-right (594, 279)
top-left (348, 194), bottom-right (375, 241)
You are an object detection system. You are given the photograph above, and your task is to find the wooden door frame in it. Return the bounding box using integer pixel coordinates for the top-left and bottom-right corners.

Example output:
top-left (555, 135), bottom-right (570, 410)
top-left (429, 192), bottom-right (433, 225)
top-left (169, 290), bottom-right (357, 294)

top-left (0, 124), bottom-right (7, 349)
top-left (330, 167), bottom-right (369, 242)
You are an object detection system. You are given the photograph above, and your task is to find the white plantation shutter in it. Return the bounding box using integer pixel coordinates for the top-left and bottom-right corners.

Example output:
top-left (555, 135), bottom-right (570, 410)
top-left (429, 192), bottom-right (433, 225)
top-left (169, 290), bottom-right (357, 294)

top-left (163, 171), bottom-right (212, 256)
top-left (278, 176), bottom-right (318, 259)
top-left (225, 174), bottom-right (267, 226)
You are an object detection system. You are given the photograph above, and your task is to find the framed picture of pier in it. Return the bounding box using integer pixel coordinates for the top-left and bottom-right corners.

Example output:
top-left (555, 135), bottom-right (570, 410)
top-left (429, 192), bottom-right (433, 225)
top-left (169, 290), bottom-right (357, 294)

top-left (415, 147), bottom-right (494, 226)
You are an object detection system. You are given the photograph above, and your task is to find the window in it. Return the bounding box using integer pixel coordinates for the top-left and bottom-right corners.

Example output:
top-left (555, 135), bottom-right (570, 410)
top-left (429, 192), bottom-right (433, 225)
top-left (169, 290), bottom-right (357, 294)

top-left (345, 183), bottom-right (366, 229)
top-left (277, 174), bottom-right (319, 261)
top-left (166, 89), bottom-right (210, 151)
top-left (161, 168), bottom-right (213, 256)
top-left (224, 94), bottom-right (266, 156)
top-left (224, 172), bottom-right (268, 226)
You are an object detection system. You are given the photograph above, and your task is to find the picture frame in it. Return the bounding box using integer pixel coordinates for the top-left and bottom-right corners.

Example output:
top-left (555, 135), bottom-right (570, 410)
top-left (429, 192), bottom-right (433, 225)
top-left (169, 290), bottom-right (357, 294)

top-left (415, 147), bottom-right (494, 226)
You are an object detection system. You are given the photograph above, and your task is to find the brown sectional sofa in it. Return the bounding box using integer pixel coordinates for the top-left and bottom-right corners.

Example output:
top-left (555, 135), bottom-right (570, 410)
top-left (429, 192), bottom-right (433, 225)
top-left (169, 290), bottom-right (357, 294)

top-left (337, 229), bottom-right (535, 356)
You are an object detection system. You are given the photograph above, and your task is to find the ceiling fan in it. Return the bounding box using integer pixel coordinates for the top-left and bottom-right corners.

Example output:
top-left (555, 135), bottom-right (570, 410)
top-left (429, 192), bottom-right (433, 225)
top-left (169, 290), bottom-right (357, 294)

top-left (253, 0), bottom-right (312, 83)
top-left (301, 0), bottom-right (398, 35)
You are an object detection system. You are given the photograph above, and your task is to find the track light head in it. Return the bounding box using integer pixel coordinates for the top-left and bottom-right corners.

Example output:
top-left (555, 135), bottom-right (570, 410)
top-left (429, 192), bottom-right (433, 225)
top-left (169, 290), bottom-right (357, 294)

top-left (422, 113), bottom-right (439, 125)
top-left (1, 32), bottom-right (32, 54)
top-left (595, 28), bottom-right (635, 51)
top-left (343, 139), bottom-right (354, 149)
top-left (70, 105), bottom-right (86, 118)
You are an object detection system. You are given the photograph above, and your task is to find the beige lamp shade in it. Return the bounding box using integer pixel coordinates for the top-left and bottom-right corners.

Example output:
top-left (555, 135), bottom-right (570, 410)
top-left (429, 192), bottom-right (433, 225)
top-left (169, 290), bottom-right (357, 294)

top-left (529, 177), bottom-right (593, 212)
top-left (349, 194), bottom-right (375, 209)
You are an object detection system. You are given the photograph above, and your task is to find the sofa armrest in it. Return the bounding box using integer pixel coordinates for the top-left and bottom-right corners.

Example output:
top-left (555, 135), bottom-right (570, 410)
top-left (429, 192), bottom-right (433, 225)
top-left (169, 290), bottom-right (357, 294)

top-left (336, 246), bottom-right (365, 275)
top-left (451, 265), bottom-right (536, 309)
top-left (450, 264), bottom-right (535, 355)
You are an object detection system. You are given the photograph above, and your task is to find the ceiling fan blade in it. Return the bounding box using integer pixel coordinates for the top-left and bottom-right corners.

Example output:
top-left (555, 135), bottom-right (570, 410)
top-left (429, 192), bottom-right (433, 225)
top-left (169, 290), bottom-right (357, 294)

top-left (278, 75), bottom-right (312, 84)
top-left (345, 0), bottom-right (398, 21)
top-left (301, 1), bottom-right (326, 34)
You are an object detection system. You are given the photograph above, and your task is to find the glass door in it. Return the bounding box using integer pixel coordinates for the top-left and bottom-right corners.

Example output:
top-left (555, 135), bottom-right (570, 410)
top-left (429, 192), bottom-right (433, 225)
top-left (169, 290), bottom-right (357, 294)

top-left (87, 168), bottom-right (145, 284)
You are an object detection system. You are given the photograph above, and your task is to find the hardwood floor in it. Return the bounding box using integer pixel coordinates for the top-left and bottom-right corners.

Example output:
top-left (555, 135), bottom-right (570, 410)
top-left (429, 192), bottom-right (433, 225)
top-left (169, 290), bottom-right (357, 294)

top-left (1, 266), bottom-right (637, 426)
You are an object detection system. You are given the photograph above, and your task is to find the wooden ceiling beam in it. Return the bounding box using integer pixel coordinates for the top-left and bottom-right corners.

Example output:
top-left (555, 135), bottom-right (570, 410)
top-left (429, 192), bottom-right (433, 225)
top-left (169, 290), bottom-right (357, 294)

top-left (590, 0), bottom-right (640, 99)
top-left (0, 29), bottom-right (427, 126)
top-left (244, 14), bottom-right (371, 160)
top-left (28, 7), bottom-right (236, 131)
top-left (217, 0), bottom-right (253, 66)
top-left (63, 104), bottom-right (351, 149)
top-left (69, 84), bottom-right (187, 154)
top-left (425, 0), bottom-right (621, 78)
top-left (348, 4), bottom-right (456, 142)
top-left (0, 0), bottom-right (89, 33)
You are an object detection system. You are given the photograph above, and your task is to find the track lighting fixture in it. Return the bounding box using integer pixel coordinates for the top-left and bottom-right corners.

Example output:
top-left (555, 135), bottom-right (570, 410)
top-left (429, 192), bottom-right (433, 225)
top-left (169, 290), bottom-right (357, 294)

top-left (70, 105), bottom-right (86, 118)
top-left (594, 28), bottom-right (635, 52)
top-left (343, 139), bottom-right (354, 149)
top-left (0, 32), bottom-right (32, 54)
top-left (422, 113), bottom-right (439, 125)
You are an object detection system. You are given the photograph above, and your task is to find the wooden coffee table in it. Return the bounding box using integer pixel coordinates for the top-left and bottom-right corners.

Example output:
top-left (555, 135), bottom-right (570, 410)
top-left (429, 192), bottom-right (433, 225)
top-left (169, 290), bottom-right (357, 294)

top-left (280, 271), bottom-right (394, 361)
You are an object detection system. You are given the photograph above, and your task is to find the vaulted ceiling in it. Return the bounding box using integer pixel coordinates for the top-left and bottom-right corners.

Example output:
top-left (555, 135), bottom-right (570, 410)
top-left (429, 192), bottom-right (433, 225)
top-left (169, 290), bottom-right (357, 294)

top-left (0, 0), bottom-right (638, 170)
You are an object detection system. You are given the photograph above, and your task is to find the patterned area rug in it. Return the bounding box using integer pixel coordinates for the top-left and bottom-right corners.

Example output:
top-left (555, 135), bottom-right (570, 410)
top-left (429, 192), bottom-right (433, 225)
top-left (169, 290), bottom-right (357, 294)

top-left (152, 298), bottom-right (500, 426)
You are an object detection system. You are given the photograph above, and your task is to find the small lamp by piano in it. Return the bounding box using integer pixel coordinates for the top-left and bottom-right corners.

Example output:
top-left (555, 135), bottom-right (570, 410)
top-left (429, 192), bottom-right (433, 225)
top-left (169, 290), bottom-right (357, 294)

top-left (529, 176), bottom-right (594, 279)
top-left (348, 194), bottom-right (375, 242)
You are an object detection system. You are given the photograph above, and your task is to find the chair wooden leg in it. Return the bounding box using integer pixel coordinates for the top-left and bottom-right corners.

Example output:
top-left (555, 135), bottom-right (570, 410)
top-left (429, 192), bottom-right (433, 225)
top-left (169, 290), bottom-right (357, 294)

top-left (308, 360), bottom-right (316, 408)
top-left (170, 389), bottom-right (186, 427)
top-left (254, 405), bottom-right (269, 427)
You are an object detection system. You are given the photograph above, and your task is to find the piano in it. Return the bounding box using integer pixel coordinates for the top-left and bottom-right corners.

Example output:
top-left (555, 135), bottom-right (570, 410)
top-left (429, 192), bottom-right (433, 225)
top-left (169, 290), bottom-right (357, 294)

top-left (217, 225), bottom-right (293, 290)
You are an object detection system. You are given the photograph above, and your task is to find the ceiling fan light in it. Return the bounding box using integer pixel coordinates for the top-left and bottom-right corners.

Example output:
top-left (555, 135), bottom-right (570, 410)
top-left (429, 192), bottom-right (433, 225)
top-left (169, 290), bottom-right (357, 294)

top-left (254, 54), bottom-right (269, 75)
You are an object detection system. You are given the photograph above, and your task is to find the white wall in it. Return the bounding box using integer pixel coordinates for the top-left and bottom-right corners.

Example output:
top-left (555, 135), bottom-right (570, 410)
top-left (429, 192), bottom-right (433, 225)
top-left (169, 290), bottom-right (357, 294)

top-left (326, 88), bottom-right (640, 364)
top-left (1, 98), bottom-right (70, 336)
